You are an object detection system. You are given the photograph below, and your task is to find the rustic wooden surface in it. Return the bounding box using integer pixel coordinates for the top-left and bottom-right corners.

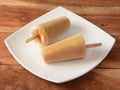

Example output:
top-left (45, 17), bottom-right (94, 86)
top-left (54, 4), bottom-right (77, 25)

top-left (0, 0), bottom-right (120, 90)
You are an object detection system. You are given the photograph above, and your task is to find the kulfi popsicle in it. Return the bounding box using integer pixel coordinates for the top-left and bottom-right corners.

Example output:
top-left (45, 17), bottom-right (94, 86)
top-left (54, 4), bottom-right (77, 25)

top-left (26, 16), bottom-right (70, 46)
top-left (42, 34), bottom-right (102, 63)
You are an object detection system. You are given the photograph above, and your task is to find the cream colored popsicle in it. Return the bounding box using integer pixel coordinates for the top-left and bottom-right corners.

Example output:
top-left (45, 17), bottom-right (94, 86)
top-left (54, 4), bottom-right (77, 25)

top-left (42, 34), bottom-right (86, 63)
top-left (42, 34), bottom-right (102, 63)
top-left (26, 16), bottom-right (70, 46)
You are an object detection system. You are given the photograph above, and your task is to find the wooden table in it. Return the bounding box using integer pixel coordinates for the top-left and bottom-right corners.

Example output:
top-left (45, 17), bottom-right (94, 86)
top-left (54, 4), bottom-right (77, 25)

top-left (0, 0), bottom-right (120, 90)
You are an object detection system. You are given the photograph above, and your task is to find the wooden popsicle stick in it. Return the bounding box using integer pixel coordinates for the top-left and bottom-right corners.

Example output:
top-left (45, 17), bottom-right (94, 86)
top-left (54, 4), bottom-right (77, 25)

top-left (25, 35), bottom-right (39, 43)
top-left (86, 43), bottom-right (102, 48)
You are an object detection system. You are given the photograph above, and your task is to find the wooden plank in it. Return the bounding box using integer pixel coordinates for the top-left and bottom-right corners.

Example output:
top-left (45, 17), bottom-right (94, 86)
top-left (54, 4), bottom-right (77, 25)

top-left (0, 26), bottom-right (19, 33)
top-left (0, 6), bottom-right (47, 27)
top-left (0, 6), bottom-right (120, 28)
top-left (94, 68), bottom-right (120, 79)
top-left (0, 6), bottom-right (120, 27)
top-left (0, 0), bottom-right (120, 7)
top-left (0, 4), bottom-right (120, 16)
top-left (0, 65), bottom-right (120, 90)
top-left (26, 0), bottom-right (120, 7)
top-left (0, 56), bottom-right (18, 65)
top-left (0, 32), bottom-right (19, 65)
top-left (98, 49), bottom-right (120, 69)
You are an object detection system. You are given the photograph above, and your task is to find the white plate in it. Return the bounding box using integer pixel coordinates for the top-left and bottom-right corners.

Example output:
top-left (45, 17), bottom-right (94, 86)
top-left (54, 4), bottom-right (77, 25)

top-left (5, 6), bottom-right (115, 83)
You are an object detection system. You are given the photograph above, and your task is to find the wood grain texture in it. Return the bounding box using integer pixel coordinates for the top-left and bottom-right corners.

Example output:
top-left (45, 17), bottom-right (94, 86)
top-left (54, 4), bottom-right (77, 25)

top-left (0, 0), bottom-right (120, 89)
top-left (0, 65), bottom-right (120, 90)
top-left (1, 0), bottom-right (120, 7)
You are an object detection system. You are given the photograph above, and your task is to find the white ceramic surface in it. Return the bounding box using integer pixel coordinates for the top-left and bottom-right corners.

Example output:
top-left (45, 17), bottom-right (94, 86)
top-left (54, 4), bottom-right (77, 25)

top-left (5, 6), bottom-right (115, 83)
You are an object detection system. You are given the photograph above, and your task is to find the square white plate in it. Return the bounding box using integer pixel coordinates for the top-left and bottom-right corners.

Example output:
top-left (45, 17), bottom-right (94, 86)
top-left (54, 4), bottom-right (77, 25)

top-left (5, 6), bottom-right (115, 83)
